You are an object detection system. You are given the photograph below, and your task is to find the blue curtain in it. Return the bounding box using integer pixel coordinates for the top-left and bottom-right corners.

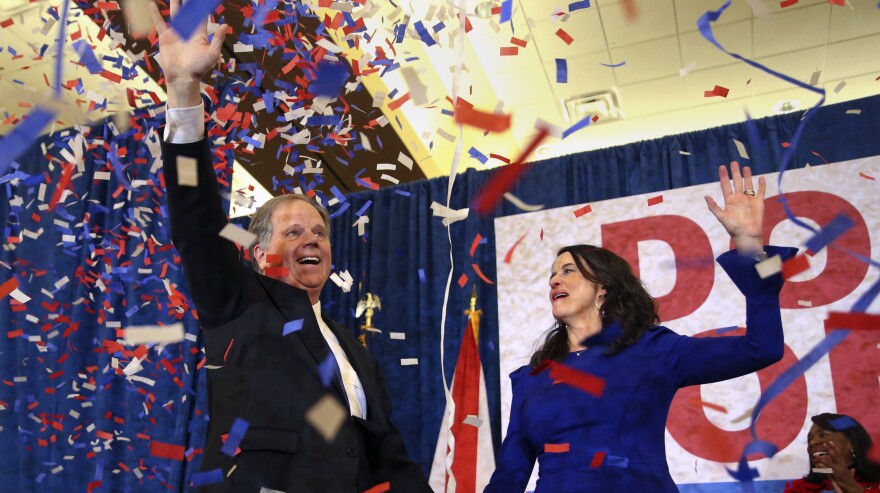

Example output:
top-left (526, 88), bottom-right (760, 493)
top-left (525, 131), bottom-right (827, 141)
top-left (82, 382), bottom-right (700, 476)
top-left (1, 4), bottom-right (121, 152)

top-left (0, 110), bottom-right (212, 491)
top-left (2, 94), bottom-right (879, 492)
top-left (321, 93), bottom-right (880, 470)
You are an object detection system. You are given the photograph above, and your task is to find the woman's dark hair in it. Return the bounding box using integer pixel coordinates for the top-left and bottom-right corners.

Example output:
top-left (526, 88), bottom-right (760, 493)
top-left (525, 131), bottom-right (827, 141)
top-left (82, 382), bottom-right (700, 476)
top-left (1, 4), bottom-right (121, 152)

top-left (803, 413), bottom-right (880, 483)
top-left (529, 244), bottom-right (659, 367)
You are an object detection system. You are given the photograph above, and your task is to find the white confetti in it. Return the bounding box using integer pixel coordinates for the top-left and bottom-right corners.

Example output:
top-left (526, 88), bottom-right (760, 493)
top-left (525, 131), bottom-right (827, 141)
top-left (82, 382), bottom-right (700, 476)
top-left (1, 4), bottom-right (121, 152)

top-left (400, 358), bottom-right (419, 366)
top-left (176, 156), bottom-right (198, 187)
top-left (123, 323), bottom-right (185, 345)
top-left (305, 395), bottom-right (347, 441)
top-left (219, 223), bottom-right (257, 247)
top-left (755, 255), bottom-right (782, 279)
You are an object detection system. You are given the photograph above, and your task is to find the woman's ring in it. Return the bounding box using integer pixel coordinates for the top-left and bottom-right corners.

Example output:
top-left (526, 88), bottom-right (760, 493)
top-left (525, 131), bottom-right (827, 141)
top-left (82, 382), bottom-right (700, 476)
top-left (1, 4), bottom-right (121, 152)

top-left (743, 190), bottom-right (757, 196)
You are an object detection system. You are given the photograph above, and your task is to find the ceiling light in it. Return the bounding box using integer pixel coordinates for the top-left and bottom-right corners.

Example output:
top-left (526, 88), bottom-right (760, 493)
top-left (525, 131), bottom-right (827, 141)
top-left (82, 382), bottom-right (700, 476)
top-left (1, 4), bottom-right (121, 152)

top-left (475, 2), bottom-right (495, 18)
top-left (773, 99), bottom-right (801, 114)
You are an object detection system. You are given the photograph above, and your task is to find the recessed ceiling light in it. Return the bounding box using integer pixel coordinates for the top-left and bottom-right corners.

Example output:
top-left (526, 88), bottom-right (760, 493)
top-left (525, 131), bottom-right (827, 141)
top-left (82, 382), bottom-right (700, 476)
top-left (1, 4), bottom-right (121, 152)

top-left (475, 2), bottom-right (495, 18)
top-left (773, 99), bottom-right (801, 114)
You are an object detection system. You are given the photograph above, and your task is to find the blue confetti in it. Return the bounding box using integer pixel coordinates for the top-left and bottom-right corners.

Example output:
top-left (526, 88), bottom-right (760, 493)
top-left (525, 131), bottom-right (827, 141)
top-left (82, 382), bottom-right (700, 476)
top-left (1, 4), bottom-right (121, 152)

top-left (191, 468), bottom-right (224, 486)
top-left (283, 319), bottom-right (304, 336)
top-left (599, 61), bottom-right (626, 68)
top-left (170, 0), bottom-right (223, 41)
top-left (72, 40), bottom-right (103, 74)
top-left (318, 354), bottom-right (336, 387)
top-left (311, 61), bottom-right (349, 97)
top-left (829, 415), bottom-right (859, 431)
top-left (468, 147), bottom-right (489, 164)
top-left (394, 189), bottom-right (411, 197)
top-left (418, 268), bottom-right (426, 283)
top-left (0, 107), bottom-right (56, 177)
top-left (414, 21), bottom-right (436, 47)
top-left (569, 0), bottom-right (591, 11)
top-left (220, 418), bottom-right (249, 456)
top-left (556, 58), bottom-right (568, 83)
top-left (355, 200), bottom-right (372, 217)
top-left (562, 114), bottom-right (592, 139)
top-left (500, 0), bottom-right (513, 23)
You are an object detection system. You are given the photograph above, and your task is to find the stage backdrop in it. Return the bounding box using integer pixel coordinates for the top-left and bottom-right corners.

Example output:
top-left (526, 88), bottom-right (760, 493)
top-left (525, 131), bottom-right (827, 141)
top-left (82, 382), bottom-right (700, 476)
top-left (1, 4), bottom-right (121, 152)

top-left (495, 158), bottom-right (879, 491)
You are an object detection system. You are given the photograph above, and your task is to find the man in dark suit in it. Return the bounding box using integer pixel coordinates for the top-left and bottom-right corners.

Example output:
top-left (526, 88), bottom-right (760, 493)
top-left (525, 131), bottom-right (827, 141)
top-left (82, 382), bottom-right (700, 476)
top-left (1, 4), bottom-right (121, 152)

top-left (149, 2), bottom-right (432, 491)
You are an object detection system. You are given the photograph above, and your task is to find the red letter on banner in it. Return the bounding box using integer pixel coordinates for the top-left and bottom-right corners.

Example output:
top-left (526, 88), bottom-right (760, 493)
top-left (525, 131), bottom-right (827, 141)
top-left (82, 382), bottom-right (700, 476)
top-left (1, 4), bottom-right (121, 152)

top-left (760, 191), bottom-right (869, 308)
top-left (824, 326), bottom-right (880, 444)
top-left (602, 215), bottom-right (714, 322)
top-left (666, 328), bottom-right (807, 462)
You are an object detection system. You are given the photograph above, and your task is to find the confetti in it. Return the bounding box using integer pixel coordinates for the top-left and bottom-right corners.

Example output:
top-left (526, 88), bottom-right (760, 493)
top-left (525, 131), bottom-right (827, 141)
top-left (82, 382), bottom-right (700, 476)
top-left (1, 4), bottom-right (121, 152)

top-left (503, 192), bottom-right (544, 212)
top-left (548, 361), bottom-right (605, 396)
top-left (781, 254), bottom-right (810, 279)
top-left (305, 395), bottom-right (347, 442)
top-left (825, 311), bottom-right (880, 331)
top-left (149, 441), bottom-right (186, 461)
top-left (804, 213), bottom-right (854, 253)
top-left (220, 418), bottom-right (249, 456)
top-left (123, 323), bottom-right (185, 345)
top-left (556, 58), bottom-right (568, 83)
top-left (454, 99), bottom-right (511, 132)
top-left (463, 415), bottom-right (484, 427)
top-left (504, 232), bottom-right (528, 264)
top-left (219, 223), bottom-right (257, 248)
top-left (389, 332), bottom-right (406, 340)
top-left (704, 85), bottom-right (730, 98)
top-left (169, 0), bottom-right (223, 41)
top-left (175, 156), bottom-right (198, 186)
top-left (755, 254), bottom-right (783, 279)
top-left (555, 28), bottom-right (574, 45)
top-left (544, 443), bottom-right (570, 453)
top-left (283, 319), bottom-right (304, 336)
top-left (363, 482), bottom-right (391, 493)
top-left (590, 451), bottom-right (606, 467)
top-left (471, 127), bottom-right (551, 214)
top-left (573, 204), bottom-right (592, 218)
top-left (0, 107), bottom-right (56, 176)
top-left (732, 139), bottom-right (749, 160)
top-left (647, 195), bottom-right (664, 206)
top-left (400, 358), bottom-right (419, 366)
top-left (192, 469), bottom-right (224, 487)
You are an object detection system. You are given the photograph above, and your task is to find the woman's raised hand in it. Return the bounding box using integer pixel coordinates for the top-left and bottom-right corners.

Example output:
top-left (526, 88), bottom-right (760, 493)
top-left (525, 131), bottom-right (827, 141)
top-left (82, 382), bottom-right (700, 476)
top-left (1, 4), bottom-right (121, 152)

top-left (704, 161), bottom-right (766, 257)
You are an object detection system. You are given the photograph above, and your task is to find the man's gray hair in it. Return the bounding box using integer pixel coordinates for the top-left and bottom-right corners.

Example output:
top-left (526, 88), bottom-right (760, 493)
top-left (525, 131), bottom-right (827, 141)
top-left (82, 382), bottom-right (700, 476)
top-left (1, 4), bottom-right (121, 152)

top-left (248, 194), bottom-right (331, 272)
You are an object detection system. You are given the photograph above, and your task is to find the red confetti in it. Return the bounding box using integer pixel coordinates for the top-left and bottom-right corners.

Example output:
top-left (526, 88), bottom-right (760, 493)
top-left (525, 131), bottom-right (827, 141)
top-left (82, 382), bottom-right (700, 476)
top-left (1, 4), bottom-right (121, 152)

top-left (472, 128), bottom-right (550, 214)
top-left (704, 85), bottom-right (730, 98)
top-left (263, 266), bottom-right (290, 277)
top-left (499, 46), bottom-right (519, 56)
top-left (363, 482), bottom-right (391, 493)
top-left (858, 172), bottom-right (875, 181)
top-left (688, 397), bottom-right (728, 414)
top-left (457, 273), bottom-right (469, 288)
top-left (825, 311), bottom-right (880, 331)
top-left (548, 361), bottom-right (605, 396)
top-left (781, 254), bottom-right (810, 279)
top-left (455, 98), bottom-right (511, 133)
top-left (469, 233), bottom-right (483, 257)
top-left (544, 443), bottom-right (570, 453)
top-left (555, 28), bottom-right (574, 45)
top-left (590, 450), bottom-right (606, 467)
top-left (827, 0), bottom-right (844, 5)
top-left (573, 204), bottom-right (592, 218)
top-left (387, 93), bottom-right (411, 111)
top-left (647, 195), bottom-right (663, 206)
top-left (510, 37), bottom-right (527, 48)
top-left (0, 18), bottom-right (14, 28)
top-left (471, 264), bottom-right (494, 285)
top-left (504, 232), bottom-right (528, 264)
top-left (0, 276), bottom-right (19, 299)
top-left (149, 440), bottom-right (185, 461)
top-left (265, 254), bottom-right (282, 263)
top-left (780, 0), bottom-right (798, 7)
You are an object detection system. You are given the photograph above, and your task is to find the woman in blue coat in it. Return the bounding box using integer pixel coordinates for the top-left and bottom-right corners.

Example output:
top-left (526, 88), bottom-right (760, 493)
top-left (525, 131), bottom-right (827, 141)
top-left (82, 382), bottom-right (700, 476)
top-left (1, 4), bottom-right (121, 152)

top-left (485, 162), bottom-right (797, 492)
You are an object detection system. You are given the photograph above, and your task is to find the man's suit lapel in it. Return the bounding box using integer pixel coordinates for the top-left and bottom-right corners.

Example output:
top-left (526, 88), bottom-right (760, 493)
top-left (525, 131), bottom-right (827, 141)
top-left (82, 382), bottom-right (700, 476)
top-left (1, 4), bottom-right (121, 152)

top-left (256, 274), bottom-right (327, 374)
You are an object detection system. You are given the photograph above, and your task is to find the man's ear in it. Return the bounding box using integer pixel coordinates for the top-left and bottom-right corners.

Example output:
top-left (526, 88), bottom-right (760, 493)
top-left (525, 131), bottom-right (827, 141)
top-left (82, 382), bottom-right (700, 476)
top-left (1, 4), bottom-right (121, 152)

top-left (252, 243), bottom-right (266, 270)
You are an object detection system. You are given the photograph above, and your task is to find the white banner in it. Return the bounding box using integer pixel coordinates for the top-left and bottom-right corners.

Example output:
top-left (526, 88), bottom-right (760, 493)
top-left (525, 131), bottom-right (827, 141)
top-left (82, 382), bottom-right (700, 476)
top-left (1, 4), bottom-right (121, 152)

top-left (495, 157), bottom-right (880, 490)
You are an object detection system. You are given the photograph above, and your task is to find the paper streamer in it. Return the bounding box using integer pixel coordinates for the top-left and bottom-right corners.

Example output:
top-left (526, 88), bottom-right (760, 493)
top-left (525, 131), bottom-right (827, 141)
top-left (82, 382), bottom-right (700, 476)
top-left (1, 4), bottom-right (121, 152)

top-left (0, 107), bottom-right (57, 176)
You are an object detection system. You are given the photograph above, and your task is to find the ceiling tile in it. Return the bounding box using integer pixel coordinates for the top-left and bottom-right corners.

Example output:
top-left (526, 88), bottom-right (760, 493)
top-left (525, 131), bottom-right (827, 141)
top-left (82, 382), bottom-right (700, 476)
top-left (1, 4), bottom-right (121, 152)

top-left (823, 33), bottom-right (880, 82)
top-left (673, 0), bottom-right (751, 34)
top-left (828, 0), bottom-right (880, 42)
top-left (599, 0), bottom-right (677, 48)
top-left (677, 63), bottom-right (760, 108)
top-left (753, 3), bottom-right (831, 58)
top-left (609, 35), bottom-right (680, 85)
top-left (530, 12), bottom-right (607, 60)
top-left (679, 20), bottom-right (752, 71)
top-left (616, 75), bottom-right (686, 118)
top-left (485, 63), bottom-right (555, 107)
top-left (509, 98), bottom-right (564, 135)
